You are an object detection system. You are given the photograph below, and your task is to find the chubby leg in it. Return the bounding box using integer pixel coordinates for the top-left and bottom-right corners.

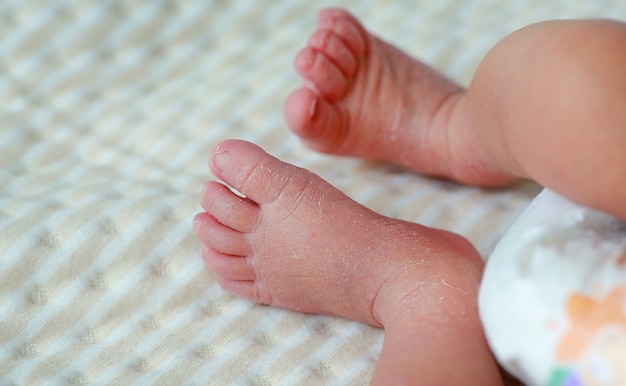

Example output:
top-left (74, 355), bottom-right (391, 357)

top-left (194, 140), bottom-right (502, 384)
top-left (454, 19), bottom-right (626, 220)
top-left (286, 10), bottom-right (626, 219)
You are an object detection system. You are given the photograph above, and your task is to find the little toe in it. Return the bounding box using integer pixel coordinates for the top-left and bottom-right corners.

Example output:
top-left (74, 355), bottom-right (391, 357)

top-left (294, 46), bottom-right (347, 102)
top-left (214, 278), bottom-right (263, 304)
top-left (307, 28), bottom-right (357, 77)
top-left (209, 140), bottom-right (311, 206)
top-left (202, 246), bottom-right (255, 281)
top-left (193, 213), bottom-right (251, 257)
top-left (284, 88), bottom-right (347, 151)
top-left (317, 8), bottom-right (367, 57)
top-left (200, 181), bottom-right (259, 233)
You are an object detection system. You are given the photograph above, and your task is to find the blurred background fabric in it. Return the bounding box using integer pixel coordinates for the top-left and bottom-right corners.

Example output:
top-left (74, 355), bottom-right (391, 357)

top-left (0, 0), bottom-right (623, 384)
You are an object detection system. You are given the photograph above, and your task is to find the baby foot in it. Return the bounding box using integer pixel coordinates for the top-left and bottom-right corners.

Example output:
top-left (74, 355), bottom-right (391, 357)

top-left (284, 8), bottom-right (516, 186)
top-left (193, 139), bottom-right (485, 327)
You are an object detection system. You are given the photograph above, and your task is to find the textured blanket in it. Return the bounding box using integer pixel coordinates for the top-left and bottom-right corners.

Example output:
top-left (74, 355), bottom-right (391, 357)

top-left (1, 0), bottom-right (622, 384)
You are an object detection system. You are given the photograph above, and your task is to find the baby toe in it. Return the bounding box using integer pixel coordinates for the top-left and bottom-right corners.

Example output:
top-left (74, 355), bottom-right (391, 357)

top-left (317, 8), bottom-right (367, 57)
top-left (209, 140), bottom-right (312, 207)
top-left (200, 181), bottom-right (259, 233)
top-left (193, 213), bottom-right (251, 257)
top-left (284, 88), bottom-right (346, 151)
top-left (202, 246), bottom-right (255, 281)
top-left (215, 277), bottom-right (265, 304)
top-left (307, 28), bottom-right (357, 77)
top-left (294, 46), bottom-right (347, 102)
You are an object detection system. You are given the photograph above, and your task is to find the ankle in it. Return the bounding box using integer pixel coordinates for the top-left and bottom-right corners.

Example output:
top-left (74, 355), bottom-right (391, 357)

top-left (372, 234), bottom-right (484, 328)
top-left (443, 94), bottom-right (519, 186)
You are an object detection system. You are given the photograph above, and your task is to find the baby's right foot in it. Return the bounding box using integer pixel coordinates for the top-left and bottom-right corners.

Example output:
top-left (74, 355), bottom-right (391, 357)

top-left (285, 8), bottom-right (516, 186)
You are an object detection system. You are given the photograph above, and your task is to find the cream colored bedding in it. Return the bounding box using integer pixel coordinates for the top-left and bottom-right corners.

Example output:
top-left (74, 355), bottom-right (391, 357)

top-left (1, 1), bottom-right (623, 384)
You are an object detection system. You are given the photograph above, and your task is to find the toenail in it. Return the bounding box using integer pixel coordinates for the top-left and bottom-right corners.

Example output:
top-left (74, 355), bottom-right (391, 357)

top-left (309, 98), bottom-right (317, 118)
top-left (212, 149), bottom-right (230, 172)
top-left (192, 216), bottom-right (204, 234)
top-left (200, 184), bottom-right (209, 201)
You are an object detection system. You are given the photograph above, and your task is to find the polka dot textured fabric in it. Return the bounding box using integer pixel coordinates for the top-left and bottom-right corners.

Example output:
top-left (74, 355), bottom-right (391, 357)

top-left (0, 0), bottom-right (624, 384)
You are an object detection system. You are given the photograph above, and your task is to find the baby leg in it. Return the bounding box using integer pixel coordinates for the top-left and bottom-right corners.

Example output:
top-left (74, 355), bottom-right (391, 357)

top-left (194, 140), bottom-right (503, 384)
top-left (455, 20), bottom-right (626, 219)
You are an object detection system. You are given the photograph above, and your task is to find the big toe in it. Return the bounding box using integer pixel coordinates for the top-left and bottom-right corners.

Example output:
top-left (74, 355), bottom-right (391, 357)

top-left (209, 140), bottom-right (311, 206)
top-left (284, 88), bottom-right (347, 153)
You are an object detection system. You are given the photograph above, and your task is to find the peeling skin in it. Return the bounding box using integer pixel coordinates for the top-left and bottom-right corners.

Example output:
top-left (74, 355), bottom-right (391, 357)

top-left (441, 278), bottom-right (470, 296)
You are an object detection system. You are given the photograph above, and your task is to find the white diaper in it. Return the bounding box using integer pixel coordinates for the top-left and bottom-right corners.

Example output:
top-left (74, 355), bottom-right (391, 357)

top-left (479, 189), bottom-right (626, 386)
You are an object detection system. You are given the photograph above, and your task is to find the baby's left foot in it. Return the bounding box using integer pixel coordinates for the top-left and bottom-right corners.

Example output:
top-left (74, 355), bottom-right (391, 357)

top-left (194, 140), bottom-right (505, 384)
top-left (194, 140), bottom-right (484, 328)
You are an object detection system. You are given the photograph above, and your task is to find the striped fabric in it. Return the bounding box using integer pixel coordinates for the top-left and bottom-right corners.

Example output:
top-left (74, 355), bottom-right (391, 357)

top-left (0, 0), bottom-right (623, 384)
